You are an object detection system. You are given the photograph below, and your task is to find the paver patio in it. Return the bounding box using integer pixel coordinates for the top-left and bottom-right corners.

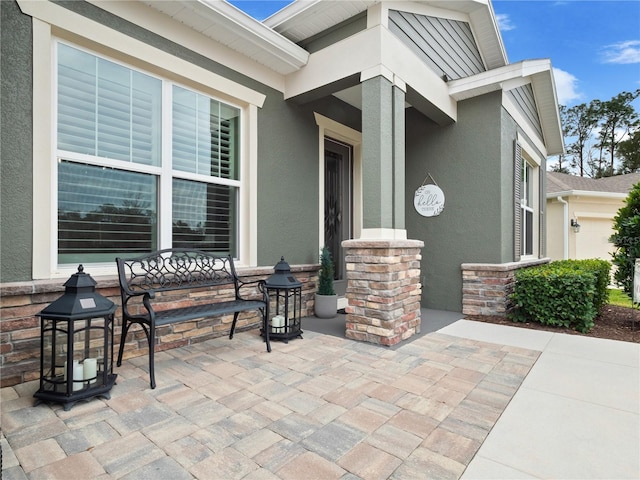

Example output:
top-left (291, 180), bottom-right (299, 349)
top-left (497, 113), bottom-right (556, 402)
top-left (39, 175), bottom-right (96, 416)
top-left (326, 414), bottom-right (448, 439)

top-left (5, 318), bottom-right (639, 479)
top-left (1, 326), bottom-right (539, 479)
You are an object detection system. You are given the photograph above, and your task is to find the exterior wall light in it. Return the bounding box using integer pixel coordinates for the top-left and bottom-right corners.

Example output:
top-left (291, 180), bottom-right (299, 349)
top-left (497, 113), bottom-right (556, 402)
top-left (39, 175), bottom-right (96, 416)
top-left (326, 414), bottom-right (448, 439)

top-left (571, 219), bottom-right (581, 233)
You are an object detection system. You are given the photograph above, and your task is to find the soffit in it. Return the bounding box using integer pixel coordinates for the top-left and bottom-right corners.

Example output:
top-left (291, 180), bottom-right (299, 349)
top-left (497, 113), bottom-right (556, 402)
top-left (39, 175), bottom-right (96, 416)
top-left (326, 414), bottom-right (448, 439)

top-left (140, 0), bottom-right (309, 75)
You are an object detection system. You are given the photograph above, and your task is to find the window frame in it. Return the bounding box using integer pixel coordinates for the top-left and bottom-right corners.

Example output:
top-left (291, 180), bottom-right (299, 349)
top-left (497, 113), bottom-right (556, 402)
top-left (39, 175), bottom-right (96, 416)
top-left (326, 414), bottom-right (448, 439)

top-left (515, 135), bottom-right (543, 261)
top-left (30, 4), bottom-right (264, 279)
top-left (54, 41), bottom-right (243, 265)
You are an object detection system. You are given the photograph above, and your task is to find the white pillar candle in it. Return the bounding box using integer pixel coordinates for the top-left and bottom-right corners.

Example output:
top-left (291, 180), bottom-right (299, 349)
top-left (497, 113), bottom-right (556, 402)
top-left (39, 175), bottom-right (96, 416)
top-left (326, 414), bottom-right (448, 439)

top-left (271, 315), bottom-right (284, 332)
top-left (83, 358), bottom-right (97, 384)
top-left (73, 361), bottom-right (84, 391)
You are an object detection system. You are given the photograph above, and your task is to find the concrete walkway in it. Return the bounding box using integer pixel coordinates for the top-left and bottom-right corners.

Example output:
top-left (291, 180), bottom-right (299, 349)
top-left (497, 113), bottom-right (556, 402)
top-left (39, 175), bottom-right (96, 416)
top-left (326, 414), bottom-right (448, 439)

top-left (1, 319), bottom-right (638, 479)
top-left (441, 320), bottom-right (640, 479)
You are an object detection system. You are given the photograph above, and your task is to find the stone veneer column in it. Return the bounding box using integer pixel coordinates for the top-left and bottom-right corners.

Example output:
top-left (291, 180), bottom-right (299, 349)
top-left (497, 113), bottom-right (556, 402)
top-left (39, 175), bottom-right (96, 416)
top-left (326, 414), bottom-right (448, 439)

top-left (343, 239), bottom-right (424, 346)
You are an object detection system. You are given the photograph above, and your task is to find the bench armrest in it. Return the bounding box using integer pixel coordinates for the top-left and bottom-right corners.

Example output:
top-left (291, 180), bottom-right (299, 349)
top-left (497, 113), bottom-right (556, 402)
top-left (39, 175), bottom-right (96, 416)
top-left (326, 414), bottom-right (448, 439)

top-left (236, 278), bottom-right (269, 303)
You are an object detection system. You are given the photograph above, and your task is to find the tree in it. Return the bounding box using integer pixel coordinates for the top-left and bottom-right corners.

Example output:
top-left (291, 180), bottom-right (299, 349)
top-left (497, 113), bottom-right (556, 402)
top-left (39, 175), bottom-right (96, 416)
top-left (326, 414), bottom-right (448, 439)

top-left (549, 105), bottom-right (573, 173)
top-left (609, 182), bottom-right (640, 299)
top-left (553, 90), bottom-right (639, 177)
top-left (618, 129), bottom-right (640, 174)
top-left (563, 103), bottom-right (599, 176)
top-left (593, 90), bottom-right (639, 177)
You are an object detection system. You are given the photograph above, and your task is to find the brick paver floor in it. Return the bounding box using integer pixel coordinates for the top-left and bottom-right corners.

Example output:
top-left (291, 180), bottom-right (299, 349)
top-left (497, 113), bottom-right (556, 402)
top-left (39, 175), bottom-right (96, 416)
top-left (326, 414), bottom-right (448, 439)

top-left (1, 329), bottom-right (539, 479)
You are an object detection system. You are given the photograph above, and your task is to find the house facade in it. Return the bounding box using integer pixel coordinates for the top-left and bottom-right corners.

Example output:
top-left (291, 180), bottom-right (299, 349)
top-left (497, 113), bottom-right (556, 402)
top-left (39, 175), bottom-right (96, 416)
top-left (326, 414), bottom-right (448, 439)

top-left (546, 172), bottom-right (640, 262)
top-left (1, 0), bottom-right (563, 385)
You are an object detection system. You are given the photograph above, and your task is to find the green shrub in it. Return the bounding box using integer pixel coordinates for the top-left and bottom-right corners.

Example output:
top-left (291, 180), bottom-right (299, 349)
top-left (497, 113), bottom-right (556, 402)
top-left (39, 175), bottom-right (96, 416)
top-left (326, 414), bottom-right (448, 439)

top-left (553, 259), bottom-right (611, 311)
top-left (509, 259), bottom-right (610, 333)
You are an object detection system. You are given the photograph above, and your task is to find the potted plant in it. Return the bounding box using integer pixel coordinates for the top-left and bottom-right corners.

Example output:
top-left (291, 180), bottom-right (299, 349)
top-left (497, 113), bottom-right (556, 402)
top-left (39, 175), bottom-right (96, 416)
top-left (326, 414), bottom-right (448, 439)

top-left (315, 246), bottom-right (338, 318)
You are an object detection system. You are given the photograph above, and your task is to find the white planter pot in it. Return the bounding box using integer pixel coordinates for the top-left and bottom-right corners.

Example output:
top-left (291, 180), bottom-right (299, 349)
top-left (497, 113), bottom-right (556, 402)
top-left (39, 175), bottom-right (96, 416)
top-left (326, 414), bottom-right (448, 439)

top-left (314, 293), bottom-right (338, 319)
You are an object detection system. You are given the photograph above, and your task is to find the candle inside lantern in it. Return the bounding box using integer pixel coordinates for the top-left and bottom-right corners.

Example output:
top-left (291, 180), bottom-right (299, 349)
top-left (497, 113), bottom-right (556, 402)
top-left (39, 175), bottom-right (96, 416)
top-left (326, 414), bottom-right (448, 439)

top-left (83, 358), bottom-right (97, 384)
top-left (73, 361), bottom-right (84, 391)
top-left (271, 315), bottom-right (284, 333)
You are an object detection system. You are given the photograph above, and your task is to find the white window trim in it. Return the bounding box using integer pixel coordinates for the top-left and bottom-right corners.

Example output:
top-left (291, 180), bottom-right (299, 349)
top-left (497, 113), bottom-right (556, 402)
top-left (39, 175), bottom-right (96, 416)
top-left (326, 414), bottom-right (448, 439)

top-left (314, 113), bottom-right (363, 248)
top-left (518, 134), bottom-right (542, 261)
top-left (30, 4), bottom-right (264, 279)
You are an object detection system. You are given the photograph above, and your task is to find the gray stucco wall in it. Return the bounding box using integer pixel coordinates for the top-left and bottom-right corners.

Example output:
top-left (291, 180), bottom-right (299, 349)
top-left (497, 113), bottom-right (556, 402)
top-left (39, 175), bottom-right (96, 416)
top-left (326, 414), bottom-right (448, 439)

top-left (0, 0), bottom-right (361, 281)
top-left (405, 92), bottom-right (506, 312)
top-left (1, 1), bottom-right (33, 282)
top-left (256, 95), bottom-right (360, 267)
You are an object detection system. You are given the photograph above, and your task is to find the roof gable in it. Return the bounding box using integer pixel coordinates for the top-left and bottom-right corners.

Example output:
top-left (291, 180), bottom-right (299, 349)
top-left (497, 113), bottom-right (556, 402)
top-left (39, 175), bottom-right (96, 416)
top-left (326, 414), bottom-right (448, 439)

top-left (388, 10), bottom-right (485, 80)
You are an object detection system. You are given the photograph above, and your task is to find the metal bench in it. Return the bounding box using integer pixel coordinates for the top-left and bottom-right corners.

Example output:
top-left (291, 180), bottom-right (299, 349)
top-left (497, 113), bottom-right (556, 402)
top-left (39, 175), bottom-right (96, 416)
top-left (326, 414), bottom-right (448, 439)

top-left (116, 249), bottom-right (269, 388)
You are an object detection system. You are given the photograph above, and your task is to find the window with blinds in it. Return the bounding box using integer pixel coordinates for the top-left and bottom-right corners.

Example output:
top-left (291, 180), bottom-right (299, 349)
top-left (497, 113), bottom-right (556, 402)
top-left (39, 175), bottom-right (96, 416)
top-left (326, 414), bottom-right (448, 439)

top-left (56, 42), bottom-right (240, 263)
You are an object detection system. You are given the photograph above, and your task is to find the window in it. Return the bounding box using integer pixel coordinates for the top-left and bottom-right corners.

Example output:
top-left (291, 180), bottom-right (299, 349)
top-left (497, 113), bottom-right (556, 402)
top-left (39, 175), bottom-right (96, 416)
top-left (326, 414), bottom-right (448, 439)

top-left (514, 138), bottom-right (542, 261)
top-left (56, 43), bottom-right (240, 264)
top-left (521, 160), bottom-right (534, 256)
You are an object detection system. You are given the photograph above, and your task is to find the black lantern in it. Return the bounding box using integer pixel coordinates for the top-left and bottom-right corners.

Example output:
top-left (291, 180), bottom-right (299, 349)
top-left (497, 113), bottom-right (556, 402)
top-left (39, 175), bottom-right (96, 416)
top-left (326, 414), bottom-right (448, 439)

top-left (264, 257), bottom-right (303, 348)
top-left (34, 265), bottom-right (117, 410)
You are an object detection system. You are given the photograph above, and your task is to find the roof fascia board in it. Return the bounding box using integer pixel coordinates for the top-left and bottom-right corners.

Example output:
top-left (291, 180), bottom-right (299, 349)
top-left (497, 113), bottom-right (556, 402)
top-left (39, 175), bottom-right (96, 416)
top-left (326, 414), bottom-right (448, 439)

top-left (265, 0), bottom-right (323, 27)
top-left (193, 0), bottom-right (309, 68)
top-left (19, 0), bottom-right (266, 107)
top-left (530, 70), bottom-right (565, 155)
top-left (547, 190), bottom-right (629, 200)
top-left (88, 1), bottom-right (308, 82)
top-left (85, 1), bottom-right (287, 90)
top-left (448, 61), bottom-right (536, 100)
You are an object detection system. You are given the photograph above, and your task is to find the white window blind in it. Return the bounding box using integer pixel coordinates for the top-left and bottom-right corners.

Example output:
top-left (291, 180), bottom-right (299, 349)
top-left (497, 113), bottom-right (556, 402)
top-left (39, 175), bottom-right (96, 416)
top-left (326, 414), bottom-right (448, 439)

top-left (58, 43), bottom-right (161, 166)
top-left (56, 42), bottom-right (240, 264)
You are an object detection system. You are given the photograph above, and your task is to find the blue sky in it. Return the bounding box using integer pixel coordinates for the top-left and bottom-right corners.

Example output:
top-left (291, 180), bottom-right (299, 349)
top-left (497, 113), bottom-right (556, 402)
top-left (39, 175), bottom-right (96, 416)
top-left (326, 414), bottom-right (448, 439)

top-left (229, 0), bottom-right (640, 107)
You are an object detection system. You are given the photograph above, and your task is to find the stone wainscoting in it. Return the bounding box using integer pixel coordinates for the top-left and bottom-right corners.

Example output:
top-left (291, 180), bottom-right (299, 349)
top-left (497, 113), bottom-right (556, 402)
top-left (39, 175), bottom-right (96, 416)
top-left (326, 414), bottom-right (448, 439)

top-left (0, 264), bottom-right (319, 388)
top-left (461, 258), bottom-right (550, 316)
top-left (343, 239), bottom-right (424, 346)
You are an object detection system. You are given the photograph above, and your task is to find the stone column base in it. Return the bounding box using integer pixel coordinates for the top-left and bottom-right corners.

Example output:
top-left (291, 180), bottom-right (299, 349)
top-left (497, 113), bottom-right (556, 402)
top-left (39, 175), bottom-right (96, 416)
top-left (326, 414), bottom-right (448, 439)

top-left (342, 239), bottom-right (424, 346)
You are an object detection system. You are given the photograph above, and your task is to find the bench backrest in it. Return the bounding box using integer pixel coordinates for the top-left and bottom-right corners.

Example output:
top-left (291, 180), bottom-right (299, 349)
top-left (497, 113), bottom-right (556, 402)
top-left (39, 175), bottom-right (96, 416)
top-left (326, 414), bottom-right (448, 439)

top-left (116, 249), bottom-right (238, 297)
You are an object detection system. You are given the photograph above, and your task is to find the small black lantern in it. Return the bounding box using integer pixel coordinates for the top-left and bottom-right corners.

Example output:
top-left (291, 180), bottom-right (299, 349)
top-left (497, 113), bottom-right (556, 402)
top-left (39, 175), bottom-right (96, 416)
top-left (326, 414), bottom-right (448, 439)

top-left (34, 265), bottom-right (117, 410)
top-left (264, 257), bottom-right (303, 346)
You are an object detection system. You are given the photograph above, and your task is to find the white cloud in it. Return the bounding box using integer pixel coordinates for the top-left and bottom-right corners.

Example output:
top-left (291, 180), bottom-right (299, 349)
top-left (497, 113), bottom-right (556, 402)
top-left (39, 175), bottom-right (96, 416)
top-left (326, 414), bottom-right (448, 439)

top-left (553, 67), bottom-right (582, 105)
top-left (495, 13), bottom-right (515, 32)
top-left (601, 40), bottom-right (640, 64)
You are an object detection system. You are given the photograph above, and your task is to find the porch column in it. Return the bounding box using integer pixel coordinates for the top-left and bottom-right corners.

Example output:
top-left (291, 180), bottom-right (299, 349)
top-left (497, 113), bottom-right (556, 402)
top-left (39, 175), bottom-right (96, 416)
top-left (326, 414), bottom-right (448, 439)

top-left (361, 73), bottom-right (406, 238)
top-left (342, 73), bottom-right (423, 346)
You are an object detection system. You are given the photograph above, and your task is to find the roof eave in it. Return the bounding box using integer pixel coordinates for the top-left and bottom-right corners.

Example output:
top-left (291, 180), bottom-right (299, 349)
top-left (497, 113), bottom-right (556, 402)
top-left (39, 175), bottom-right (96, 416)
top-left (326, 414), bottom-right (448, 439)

top-left (200, 0), bottom-right (309, 70)
top-left (547, 190), bottom-right (629, 199)
top-left (448, 60), bottom-right (564, 155)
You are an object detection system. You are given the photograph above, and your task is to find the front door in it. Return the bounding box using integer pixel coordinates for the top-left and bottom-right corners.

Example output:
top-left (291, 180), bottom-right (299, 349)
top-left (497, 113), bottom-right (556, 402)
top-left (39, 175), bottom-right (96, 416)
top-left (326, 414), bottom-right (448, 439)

top-left (324, 138), bottom-right (353, 296)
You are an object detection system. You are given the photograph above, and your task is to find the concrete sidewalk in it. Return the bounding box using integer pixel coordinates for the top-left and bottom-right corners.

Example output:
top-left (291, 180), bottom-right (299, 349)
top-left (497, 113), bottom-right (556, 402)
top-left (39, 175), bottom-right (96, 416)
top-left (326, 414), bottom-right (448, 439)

top-left (440, 320), bottom-right (640, 479)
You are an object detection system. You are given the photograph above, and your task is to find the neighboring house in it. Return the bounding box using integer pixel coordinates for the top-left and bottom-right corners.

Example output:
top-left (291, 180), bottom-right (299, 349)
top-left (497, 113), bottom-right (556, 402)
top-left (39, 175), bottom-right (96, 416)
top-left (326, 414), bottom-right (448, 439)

top-left (1, 0), bottom-right (563, 385)
top-left (546, 171), bottom-right (640, 262)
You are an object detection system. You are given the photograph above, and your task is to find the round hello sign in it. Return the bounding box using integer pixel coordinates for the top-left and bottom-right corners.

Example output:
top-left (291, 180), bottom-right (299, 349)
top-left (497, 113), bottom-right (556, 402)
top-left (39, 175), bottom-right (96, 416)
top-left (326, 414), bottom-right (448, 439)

top-left (414, 184), bottom-right (445, 217)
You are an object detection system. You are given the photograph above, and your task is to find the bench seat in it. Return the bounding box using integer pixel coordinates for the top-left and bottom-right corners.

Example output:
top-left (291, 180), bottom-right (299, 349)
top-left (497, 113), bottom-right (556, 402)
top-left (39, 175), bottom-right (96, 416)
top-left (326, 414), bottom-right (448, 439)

top-left (153, 300), bottom-right (269, 326)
